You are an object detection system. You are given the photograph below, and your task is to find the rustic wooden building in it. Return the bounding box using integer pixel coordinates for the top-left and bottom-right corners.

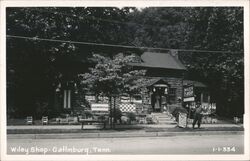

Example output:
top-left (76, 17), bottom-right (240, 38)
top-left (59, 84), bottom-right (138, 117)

top-left (130, 51), bottom-right (186, 112)
top-left (54, 50), bottom-right (212, 115)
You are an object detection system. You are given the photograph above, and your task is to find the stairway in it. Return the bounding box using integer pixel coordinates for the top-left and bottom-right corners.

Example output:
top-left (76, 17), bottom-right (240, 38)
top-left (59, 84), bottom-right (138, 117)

top-left (151, 112), bottom-right (177, 124)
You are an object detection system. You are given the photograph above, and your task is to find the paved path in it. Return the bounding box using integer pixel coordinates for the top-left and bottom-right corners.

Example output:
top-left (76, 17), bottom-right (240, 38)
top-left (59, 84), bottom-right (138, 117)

top-left (7, 123), bottom-right (243, 129)
top-left (7, 134), bottom-right (244, 155)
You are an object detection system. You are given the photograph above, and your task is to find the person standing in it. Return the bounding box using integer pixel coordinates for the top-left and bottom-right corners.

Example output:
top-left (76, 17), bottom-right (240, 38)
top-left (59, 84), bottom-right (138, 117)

top-left (192, 102), bottom-right (203, 129)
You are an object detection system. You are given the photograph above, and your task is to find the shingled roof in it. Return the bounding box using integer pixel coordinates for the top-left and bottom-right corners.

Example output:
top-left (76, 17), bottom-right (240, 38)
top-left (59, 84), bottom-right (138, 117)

top-left (130, 52), bottom-right (186, 70)
top-left (183, 80), bottom-right (207, 88)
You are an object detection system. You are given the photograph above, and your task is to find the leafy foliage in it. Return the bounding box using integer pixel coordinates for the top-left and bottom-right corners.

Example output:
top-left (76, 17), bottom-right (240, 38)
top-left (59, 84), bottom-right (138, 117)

top-left (6, 7), bottom-right (244, 118)
top-left (182, 7), bottom-right (244, 117)
top-left (127, 7), bottom-right (191, 49)
top-left (79, 53), bottom-right (147, 97)
top-left (6, 7), bottom-right (134, 117)
top-left (128, 7), bottom-right (244, 117)
top-left (109, 108), bottom-right (123, 123)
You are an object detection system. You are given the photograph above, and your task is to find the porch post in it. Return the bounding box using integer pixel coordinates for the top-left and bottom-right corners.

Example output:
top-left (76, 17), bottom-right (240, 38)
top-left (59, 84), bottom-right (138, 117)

top-left (201, 92), bottom-right (203, 104)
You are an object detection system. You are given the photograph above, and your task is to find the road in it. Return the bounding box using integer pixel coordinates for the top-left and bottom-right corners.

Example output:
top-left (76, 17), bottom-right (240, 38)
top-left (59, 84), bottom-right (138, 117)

top-left (7, 134), bottom-right (244, 155)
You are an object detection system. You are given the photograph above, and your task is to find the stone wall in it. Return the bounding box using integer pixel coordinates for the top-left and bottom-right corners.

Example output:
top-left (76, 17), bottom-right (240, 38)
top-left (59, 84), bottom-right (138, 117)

top-left (163, 77), bottom-right (183, 105)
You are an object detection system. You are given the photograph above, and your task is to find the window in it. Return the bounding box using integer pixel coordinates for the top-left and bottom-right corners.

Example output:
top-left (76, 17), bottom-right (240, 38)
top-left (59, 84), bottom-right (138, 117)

top-left (169, 88), bottom-right (176, 104)
top-left (63, 90), bottom-right (71, 109)
top-left (169, 88), bottom-right (176, 96)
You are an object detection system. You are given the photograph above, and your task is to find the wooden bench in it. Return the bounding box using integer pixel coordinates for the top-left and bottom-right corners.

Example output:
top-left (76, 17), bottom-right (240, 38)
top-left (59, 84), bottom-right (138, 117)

top-left (78, 119), bottom-right (107, 130)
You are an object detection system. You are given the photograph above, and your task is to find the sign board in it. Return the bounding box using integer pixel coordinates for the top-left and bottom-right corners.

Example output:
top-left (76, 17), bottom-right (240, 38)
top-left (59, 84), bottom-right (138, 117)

top-left (85, 95), bottom-right (95, 102)
top-left (131, 98), bottom-right (142, 104)
top-left (178, 113), bottom-right (187, 128)
top-left (120, 96), bottom-right (143, 104)
top-left (119, 103), bottom-right (136, 112)
top-left (91, 103), bottom-right (109, 112)
top-left (183, 97), bottom-right (195, 102)
top-left (120, 96), bottom-right (130, 103)
top-left (183, 85), bottom-right (194, 102)
top-left (184, 85), bottom-right (194, 98)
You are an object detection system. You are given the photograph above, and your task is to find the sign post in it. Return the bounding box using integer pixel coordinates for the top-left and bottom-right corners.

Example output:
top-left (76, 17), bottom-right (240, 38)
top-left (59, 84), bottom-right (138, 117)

top-left (110, 95), bottom-right (119, 129)
top-left (183, 84), bottom-right (195, 127)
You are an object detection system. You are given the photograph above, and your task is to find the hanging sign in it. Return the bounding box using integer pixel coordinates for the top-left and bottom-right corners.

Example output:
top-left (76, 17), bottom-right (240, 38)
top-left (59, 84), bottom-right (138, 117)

top-left (184, 85), bottom-right (194, 97)
top-left (183, 97), bottom-right (195, 102)
top-left (183, 85), bottom-right (194, 102)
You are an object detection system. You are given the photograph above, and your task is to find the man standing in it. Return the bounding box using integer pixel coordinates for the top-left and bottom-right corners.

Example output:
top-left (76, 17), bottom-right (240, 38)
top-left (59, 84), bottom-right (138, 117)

top-left (192, 102), bottom-right (203, 129)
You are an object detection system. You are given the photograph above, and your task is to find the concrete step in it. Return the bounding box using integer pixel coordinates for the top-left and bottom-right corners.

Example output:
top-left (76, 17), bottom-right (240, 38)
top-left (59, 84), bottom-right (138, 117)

top-left (152, 114), bottom-right (172, 117)
top-left (158, 121), bottom-right (174, 123)
top-left (158, 119), bottom-right (173, 121)
top-left (157, 117), bottom-right (172, 119)
top-left (159, 121), bottom-right (175, 123)
top-left (158, 122), bottom-right (177, 124)
top-left (156, 116), bottom-right (173, 119)
top-left (154, 116), bottom-right (171, 119)
top-left (157, 119), bottom-right (173, 121)
top-left (151, 113), bottom-right (176, 125)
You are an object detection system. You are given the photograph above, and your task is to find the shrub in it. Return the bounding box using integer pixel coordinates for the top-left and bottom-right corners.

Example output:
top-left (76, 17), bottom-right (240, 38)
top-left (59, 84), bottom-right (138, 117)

top-left (81, 110), bottom-right (93, 119)
top-left (109, 108), bottom-right (122, 123)
top-left (146, 115), bottom-right (158, 124)
top-left (121, 116), bottom-right (129, 124)
top-left (98, 115), bottom-right (108, 121)
top-left (146, 115), bottom-right (153, 124)
top-left (126, 112), bottom-right (136, 124)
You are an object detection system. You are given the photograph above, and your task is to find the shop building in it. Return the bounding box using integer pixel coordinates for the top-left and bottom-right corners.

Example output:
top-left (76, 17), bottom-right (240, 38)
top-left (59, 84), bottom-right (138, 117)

top-left (130, 51), bottom-right (186, 113)
top-left (54, 50), bottom-right (212, 115)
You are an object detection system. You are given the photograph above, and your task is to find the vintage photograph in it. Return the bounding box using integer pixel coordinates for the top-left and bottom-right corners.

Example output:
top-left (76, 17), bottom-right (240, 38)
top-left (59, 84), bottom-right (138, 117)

top-left (1, 2), bottom-right (249, 160)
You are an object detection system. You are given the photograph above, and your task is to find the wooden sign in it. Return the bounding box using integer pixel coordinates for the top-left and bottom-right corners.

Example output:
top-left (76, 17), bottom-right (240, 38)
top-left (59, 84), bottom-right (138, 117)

top-left (184, 85), bottom-right (194, 98)
top-left (183, 84), bottom-right (194, 102)
top-left (183, 97), bottom-right (195, 102)
top-left (178, 112), bottom-right (187, 128)
top-left (91, 103), bottom-right (109, 112)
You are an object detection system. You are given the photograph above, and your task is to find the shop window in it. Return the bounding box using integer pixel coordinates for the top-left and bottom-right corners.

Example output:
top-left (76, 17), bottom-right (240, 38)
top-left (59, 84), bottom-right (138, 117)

top-left (169, 88), bottom-right (176, 96)
top-left (169, 88), bottom-right (176, 103)
top-left (202, 92), bottom-right (209, 103)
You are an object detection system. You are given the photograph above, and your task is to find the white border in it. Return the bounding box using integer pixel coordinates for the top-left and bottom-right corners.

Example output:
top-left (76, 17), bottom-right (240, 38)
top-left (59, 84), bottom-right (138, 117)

top-left (1, 0), bottom-right (249, 161)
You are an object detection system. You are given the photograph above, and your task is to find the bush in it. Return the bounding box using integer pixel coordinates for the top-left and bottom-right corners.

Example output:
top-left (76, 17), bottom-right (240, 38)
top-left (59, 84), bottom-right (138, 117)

top-left (97, 115), bottom-right (108, 121)
top-left (109, 108), bottom-right (122, 123)
top-left (81, 110), bottom-right (93, 119)
top-left (121, 116), bottom-right (129, 124)
top-left (146, 115), bottom-right (153, 124)
top-left (126, 112), bottom-right (136, 124)
top-left (146, 115), bottom-right (158, 124)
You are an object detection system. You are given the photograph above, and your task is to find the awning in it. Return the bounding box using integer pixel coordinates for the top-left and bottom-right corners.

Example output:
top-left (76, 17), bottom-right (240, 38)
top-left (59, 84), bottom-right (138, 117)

top-left (153, 84), bottom-right (168, 88)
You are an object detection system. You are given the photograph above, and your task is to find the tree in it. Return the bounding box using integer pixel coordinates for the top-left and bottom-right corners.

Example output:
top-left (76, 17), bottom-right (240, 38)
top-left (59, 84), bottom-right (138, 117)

top-left (79, 53), bottom-right (148, 127)
top-left (127, 7), bottom-right (191, 49)
top-left (6, 7), bottom-right (134, 117)
top-left (7, 7), bottom-right (244, 118)
top-left (127, 7), bottom-right (244, 117)
top-left (182, 7), bottom-right (244, 117)
top-left (79, 53), bottom-right (147, 96)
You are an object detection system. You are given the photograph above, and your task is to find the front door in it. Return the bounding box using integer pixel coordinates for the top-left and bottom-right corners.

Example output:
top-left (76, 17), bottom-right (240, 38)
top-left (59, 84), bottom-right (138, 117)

top-left (148, 79), bottom-right (169, 112)
top-left (154, 94), bottom-right (161, 112)
top-left (151, 89), bottom-right (166, 112)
